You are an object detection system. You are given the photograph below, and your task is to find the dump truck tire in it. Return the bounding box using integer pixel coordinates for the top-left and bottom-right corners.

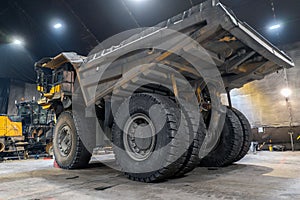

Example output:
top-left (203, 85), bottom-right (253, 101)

top-left (112, 93), bottom-right (190, 182)
top-left (174, 102), bottom-right (206, 177)
top-left (199, 108), bottom-right (243, 167)
top-left (53, 111), bottom-right (92, 169)
top-left (231, 108), bottom-right (253, 162)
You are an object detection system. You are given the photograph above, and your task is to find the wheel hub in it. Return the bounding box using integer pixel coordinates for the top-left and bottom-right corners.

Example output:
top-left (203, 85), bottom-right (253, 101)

top-left (124, 114), bottom-right (156, 161)
top-left (57, 125), bottom-right (72, 156)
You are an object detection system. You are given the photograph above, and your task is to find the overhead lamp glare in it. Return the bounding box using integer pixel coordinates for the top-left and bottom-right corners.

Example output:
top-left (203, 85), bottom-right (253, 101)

top-left (281, 88), bottom-right (292, 98)
top-left (13, 40), bottom-right (22, 45)
top-left (269, 24), bottom-right (281, 30)
top-left (12, 38), bottom-right (24, 46)
top-left (53, 23), bottom-right (62, 29)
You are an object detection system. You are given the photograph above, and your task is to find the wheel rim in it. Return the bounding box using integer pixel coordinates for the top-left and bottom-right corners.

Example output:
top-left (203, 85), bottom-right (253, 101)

top-left (57, 125), bottom-right (72, 156)
top-left (123, 113), bottom-right (156, 161)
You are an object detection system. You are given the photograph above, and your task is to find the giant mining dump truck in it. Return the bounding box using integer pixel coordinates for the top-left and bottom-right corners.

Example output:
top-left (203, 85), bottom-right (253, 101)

top-left (34, 0), bottom-right (294, 182)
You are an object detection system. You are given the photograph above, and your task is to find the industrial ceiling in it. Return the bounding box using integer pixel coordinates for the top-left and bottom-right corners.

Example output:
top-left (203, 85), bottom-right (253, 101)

top-left (0, 0), bottom-right (299, 83)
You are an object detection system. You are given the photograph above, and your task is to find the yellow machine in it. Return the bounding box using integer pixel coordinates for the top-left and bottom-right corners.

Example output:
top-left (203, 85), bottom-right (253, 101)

top-left (0, 101), bottom-right (55, 159)
top-left (36, 53), bottom-right (76, 112)
top-left (0, 115), bottom-right (25, 154)
top-left (0, 116), bottom-right (22, 137)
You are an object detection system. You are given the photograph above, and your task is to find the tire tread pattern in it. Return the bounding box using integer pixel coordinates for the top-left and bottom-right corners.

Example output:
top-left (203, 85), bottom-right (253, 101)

top-left (199, 108), bottom-right (243, 167)
top-left (54, 111), bottom-right (92, 169)
top-left (174, 102), bottom-right (206, 177)
top-left (112, 93), bottom-right (190, 182)
top-left (231, 108), bottom-right (253, 162)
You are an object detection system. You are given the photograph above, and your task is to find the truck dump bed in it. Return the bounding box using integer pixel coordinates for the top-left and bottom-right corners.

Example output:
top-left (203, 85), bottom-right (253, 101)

top-left (36, 0), bottom-right (294, 106)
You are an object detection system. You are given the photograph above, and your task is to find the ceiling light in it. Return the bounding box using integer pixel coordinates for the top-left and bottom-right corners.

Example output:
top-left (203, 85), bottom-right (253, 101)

top-left (281, 88), bottom-right (292, 98)
top-left (269, 24), bottom-right (281, 30)
top-left (12, 38), bottom-right (24, 46)
top-left (53, 23), bottom-right (62, 29)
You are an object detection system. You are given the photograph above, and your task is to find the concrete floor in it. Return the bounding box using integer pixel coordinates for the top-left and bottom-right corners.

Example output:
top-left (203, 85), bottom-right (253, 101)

top-left (0, 151), bottom-right (300, 200)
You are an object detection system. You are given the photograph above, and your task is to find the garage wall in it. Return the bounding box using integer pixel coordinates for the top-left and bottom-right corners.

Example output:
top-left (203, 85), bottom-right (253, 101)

top-left (230, 44), bottom-right (300, 128)
top-left (7, 79), bottom-right (40, 115)
top-left (252, 127), bottom-right (300, 150)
